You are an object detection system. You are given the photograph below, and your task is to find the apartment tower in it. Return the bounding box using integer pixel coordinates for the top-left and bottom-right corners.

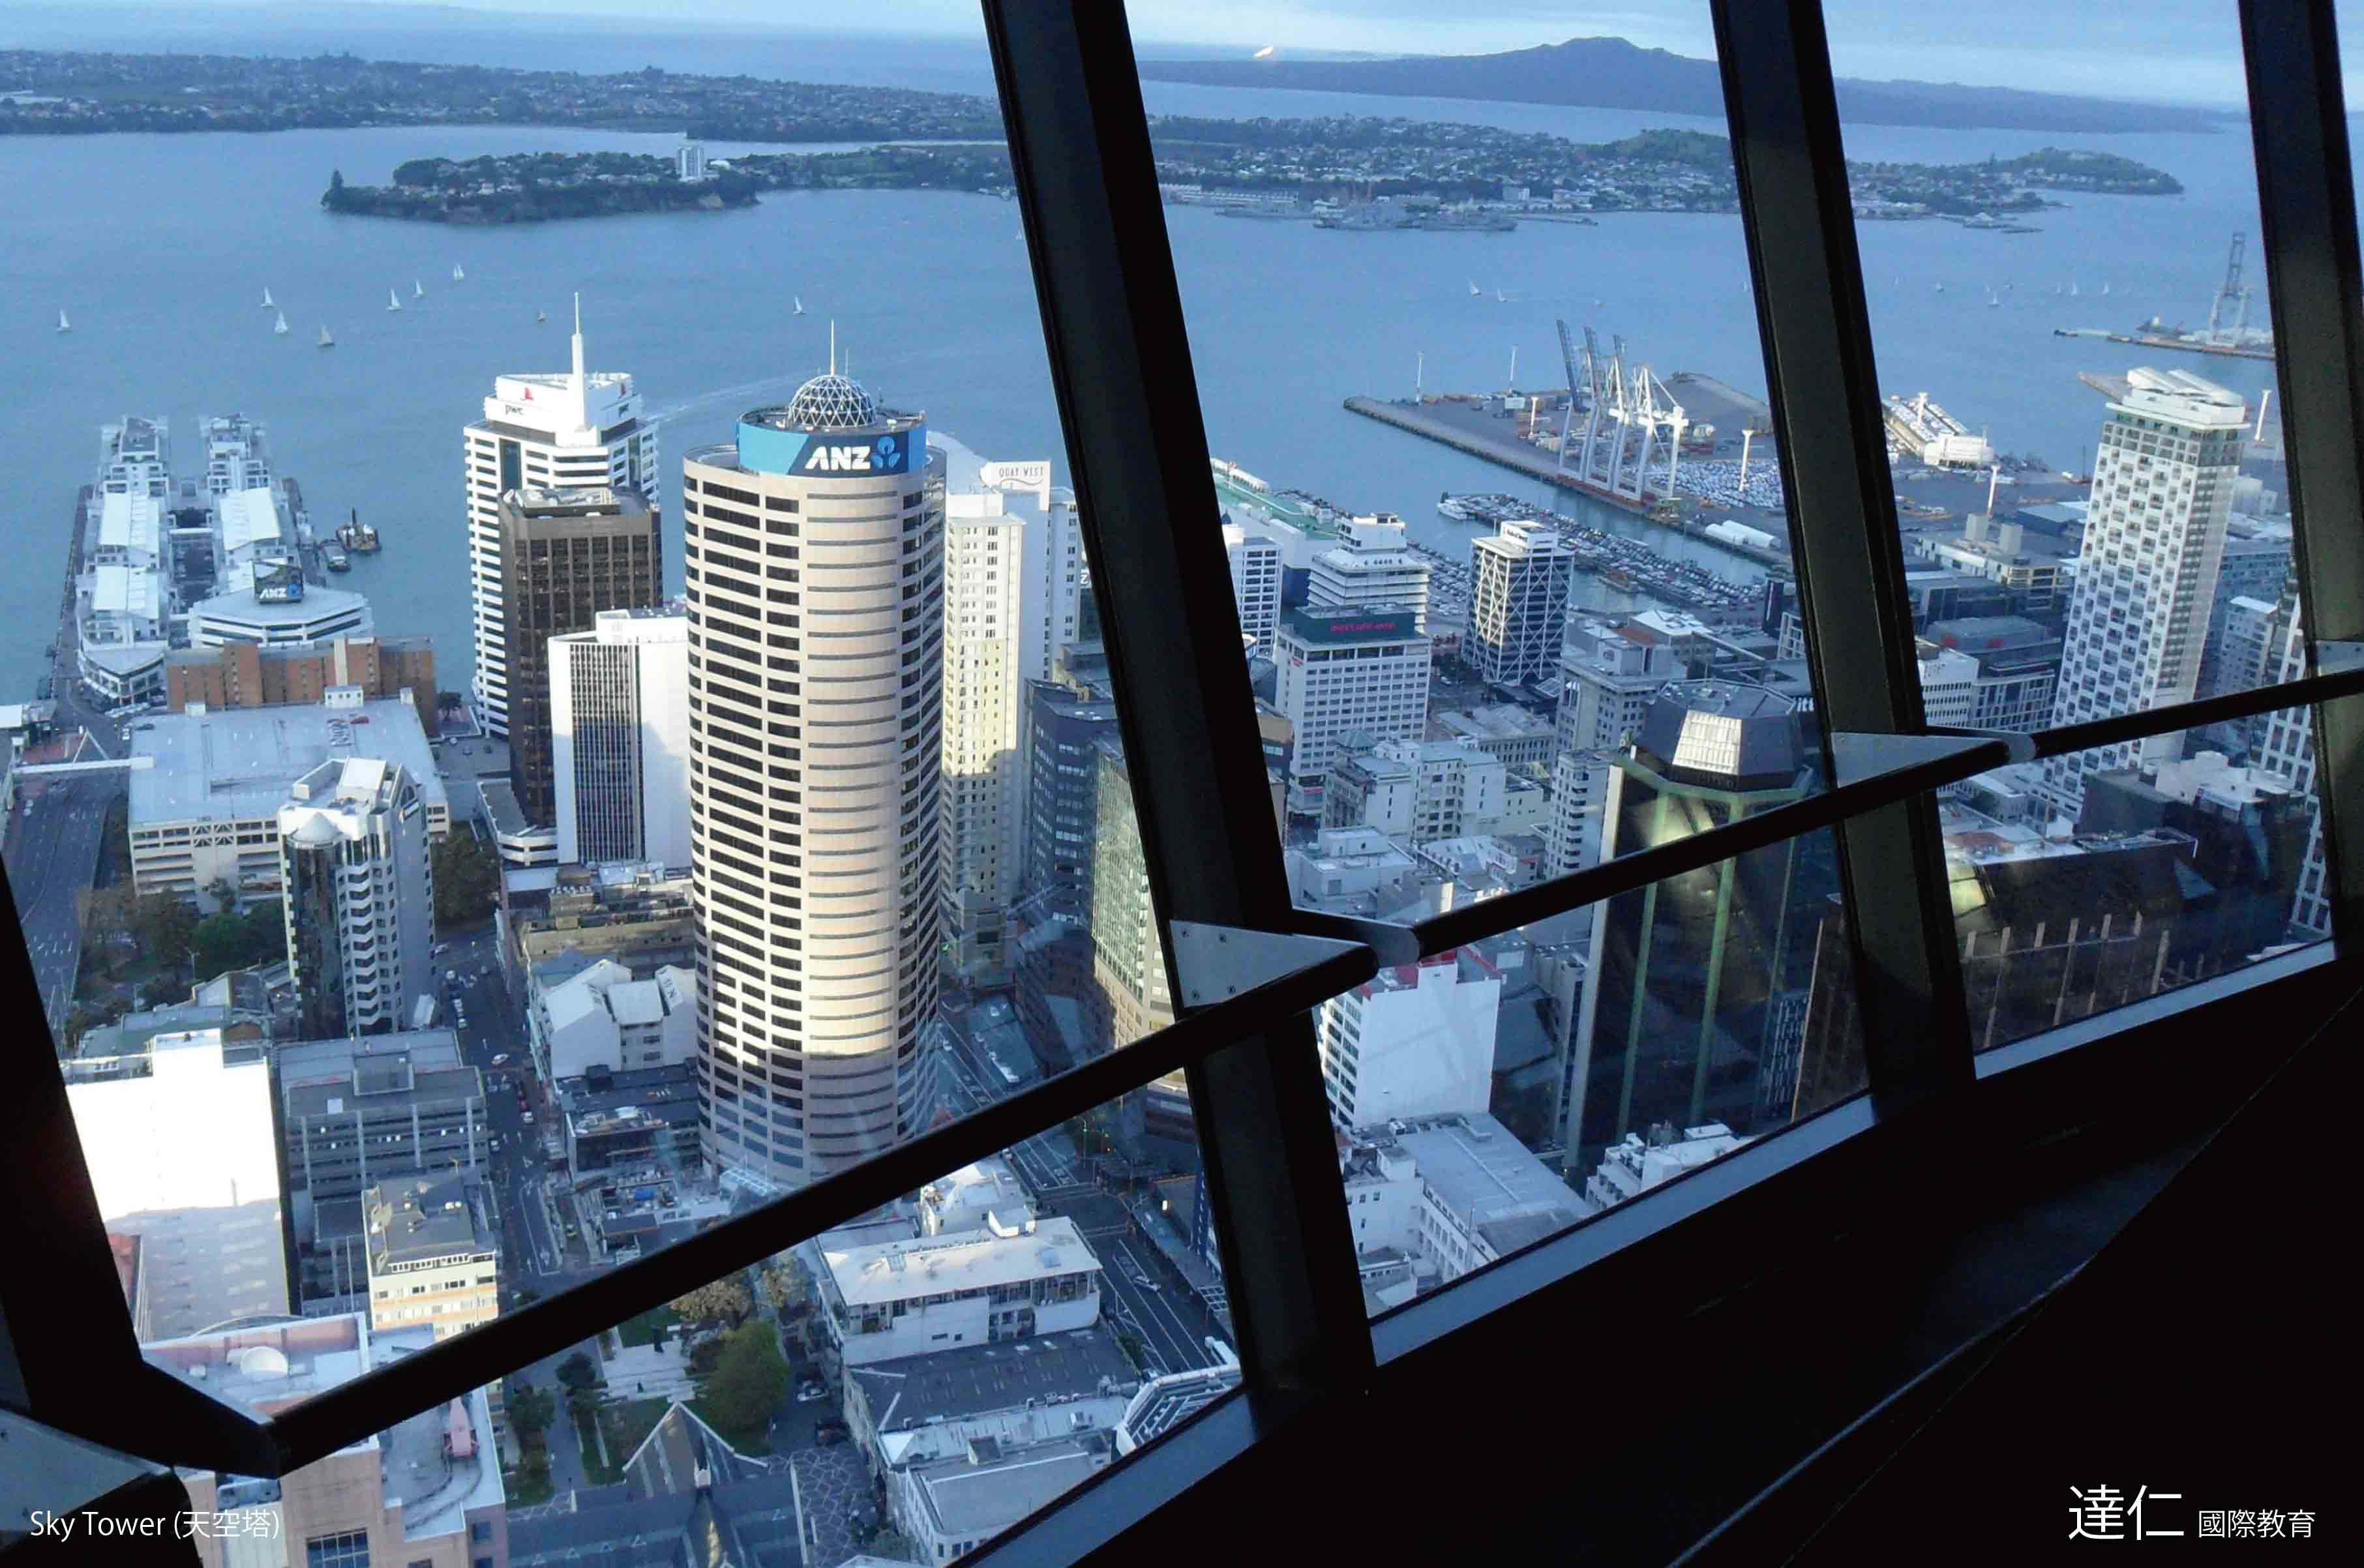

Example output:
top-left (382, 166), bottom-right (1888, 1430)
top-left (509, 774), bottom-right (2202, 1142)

top-left (683, 361), bottom-right (945, 1191)
top-left (550, 605), bottom-right (693, 870)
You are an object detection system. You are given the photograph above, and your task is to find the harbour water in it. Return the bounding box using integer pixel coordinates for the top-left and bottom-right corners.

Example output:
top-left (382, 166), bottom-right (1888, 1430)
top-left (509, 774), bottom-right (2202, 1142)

top-left (0, 32), bottom-right (2302, 695)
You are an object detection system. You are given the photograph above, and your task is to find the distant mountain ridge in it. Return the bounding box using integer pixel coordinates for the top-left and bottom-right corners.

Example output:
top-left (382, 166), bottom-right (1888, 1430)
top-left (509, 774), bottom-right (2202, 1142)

top-left (1137, 37), bottom-right (2227, 135)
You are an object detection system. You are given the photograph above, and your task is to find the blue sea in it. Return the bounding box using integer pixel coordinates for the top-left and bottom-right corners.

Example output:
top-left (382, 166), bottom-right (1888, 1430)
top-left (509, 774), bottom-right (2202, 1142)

top-left (0, 27), bottom-right (2300, 696)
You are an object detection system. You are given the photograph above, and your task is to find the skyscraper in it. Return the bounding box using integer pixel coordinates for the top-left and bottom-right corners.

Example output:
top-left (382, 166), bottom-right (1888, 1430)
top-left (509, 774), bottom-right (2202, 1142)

top-left (279, 756), bottom-right (435, 1039)
top-left (935, 436), bottom-right (1083, 986)
top-left (1469, 518), bottom-right (1576, 686)
top-left (550, 605), bottom-right (692, 870)
top-left (464, 297), bottom-right (659, 737)
top-left (2041, 367), bottom-right (2246, 821)
top-left (684, 361), bottom-right (944, 1192)
top-left (497, 484), bottom-right (664, 827)
top-left (1223, 523), bottom-right (1283, 653)
top-left (1568, 681), bottom-right (1829, 1174)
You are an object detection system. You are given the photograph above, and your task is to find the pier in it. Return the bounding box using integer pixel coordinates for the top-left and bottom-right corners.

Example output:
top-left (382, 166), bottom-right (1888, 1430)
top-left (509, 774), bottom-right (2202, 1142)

top-left (1343, 395), bottom-right (1793, 569)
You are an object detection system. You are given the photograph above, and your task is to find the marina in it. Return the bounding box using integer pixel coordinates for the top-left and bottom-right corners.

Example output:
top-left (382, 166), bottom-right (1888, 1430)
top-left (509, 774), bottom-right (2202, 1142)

top-left (1430, 492), bottom-right (1766, 619)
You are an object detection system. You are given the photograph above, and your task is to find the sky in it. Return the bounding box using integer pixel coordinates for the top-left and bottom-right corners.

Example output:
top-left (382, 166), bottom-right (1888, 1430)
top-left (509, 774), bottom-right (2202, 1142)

top-left (34, 0), bottom-right (2353, 109)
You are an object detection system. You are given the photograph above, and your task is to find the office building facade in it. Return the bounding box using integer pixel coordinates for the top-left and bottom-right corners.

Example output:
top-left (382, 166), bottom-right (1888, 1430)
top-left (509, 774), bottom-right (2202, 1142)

top-left (550, 605), bottom-right (692, 869)
top-left (497, 486), bottom-right (664, 828)
top-left (464, 301), bottom-right (659, 737)
top-left (683, 370), bottom-right (944, 1191)
top-left (1274, 605), bottom-right (1433, 816)
top-left (1469, 519), bottom-right (1576, 685)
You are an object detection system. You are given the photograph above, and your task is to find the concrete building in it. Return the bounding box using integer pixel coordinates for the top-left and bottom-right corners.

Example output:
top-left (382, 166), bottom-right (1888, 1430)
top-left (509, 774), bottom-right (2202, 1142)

top-left (188, 582), bottom-right (374, 651)
top-left (1325, 737), bottom-right (1506, 844)
top-left (2205, 593), bottom-right (2281, 704)
top-left (201, 413), bottom-right (271, 497)
top-left (529, 954), bottom-right (695, 1081)
top-left (817, 1215), bottom-right (1102, 1368)
top-left (479, 777), bottom-right (556, 868)
top-left (1285, 826), bottom-right (1427, 919)
top-left (129, 690), bottom-right (448, 910)
top-left (280, 756), bottom-right (436, 1040)
top-left (2198, 525), bottom-right (2293, 698)
top-left (918, 1157), bottom-right (1036, 1238)
top-left (496, 484), bottom-right (664, 832)
top-left (2256, 602), bottom-right (2329, 936)
top-left (144, 1314), bottom-right (507, 1568)
top-left (1544, 747), bottom-right (1608, 885)
top-left (99, 412), bottom-right (171, 498)
top-left (165, 634), bottom-right (438, 737)
top-left (685, 367), bottom-right (944, 1192)
top-left (1306, 514), bottom-right (1432, 631)
top-left (1275, 604), bottom-right (1432, 816)
top-left (1335, 1112), bottom-right (1584, 1301)
top-left (1577, 1121), bottom-right (1745, 1216)
top-left (1924, 615), bottom-right (2063, 735)
top-left (1323, 747), bottom-right (1417, 840)
top-left (503, 861), bottom-right (695, 994)
top-left (550, 605), bottom-right (691, 869)
top-left (1315, 949), bottom-right (1504, 1130)
top-left (897, 1432), bottom-right (1113, 1566)
top-left (1916, 643), bottom-right (1981, 727)
top-left (2042, 368), bottom-right (2247, 821)
top-left (466, 298), bottom-right (659, 737)
top-left (1433, 703), bottom-right (1559, 771)
top-left (1469, 518), bottom-right (1576, 685)
top-left (363, 1174), bottom-right (499, 1340)
top-left (1909, 513), bottom-right (2072, 614)
top-left (280, 1033), bottom-right (487, 1211)
top-left (1571, 681), bottom-right (1831, 1173)
top-left (1224, 522), bottom-right (1283, 653)
top-left (63, 1029), bottom-right (290, 1340)
top-left (1558, 622), bottom-right (1683, 754)
top-left (936, 437), bottom-right (1084, 986)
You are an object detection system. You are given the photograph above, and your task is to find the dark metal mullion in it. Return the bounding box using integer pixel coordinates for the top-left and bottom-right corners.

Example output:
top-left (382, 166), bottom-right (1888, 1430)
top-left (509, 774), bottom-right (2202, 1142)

top-left (980, 2), bottom-right (1376, 1396)
top-left (1708, 0), bottom-right (1975, 1110)
top-left (2239, 0), bottom-right (2364, 947)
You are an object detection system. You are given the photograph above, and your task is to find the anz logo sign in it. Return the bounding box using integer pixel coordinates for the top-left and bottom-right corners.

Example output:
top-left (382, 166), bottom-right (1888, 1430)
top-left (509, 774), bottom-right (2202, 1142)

top-left (800, 434), bottom-right (906, 474)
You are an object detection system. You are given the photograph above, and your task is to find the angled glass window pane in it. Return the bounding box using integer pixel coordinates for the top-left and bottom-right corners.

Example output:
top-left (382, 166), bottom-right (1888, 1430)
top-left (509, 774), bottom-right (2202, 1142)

top-left (18, 5), bottom-right (1174, 1408)
top-left (139, 1094), bottom-right (1233, 1567)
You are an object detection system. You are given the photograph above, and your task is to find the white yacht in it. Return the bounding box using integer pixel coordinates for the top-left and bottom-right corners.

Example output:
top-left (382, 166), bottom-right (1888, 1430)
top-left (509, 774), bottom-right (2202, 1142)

top-left (451, 263), bottom-right (466, 282)
top-left (793, 296), bottom-right (805, 316)
top-left (388, 288), bottom-right (402, 312)
top-left (274, 311), bottom-right (290, 335)
top-left (56, 309), bottom-right (70, 334)
top-left (262, 287), bottom-right (275, 309)
top-left (414, 278), bottom-right (425, 299)
top-left (318, 324), bottom-right (335, 348)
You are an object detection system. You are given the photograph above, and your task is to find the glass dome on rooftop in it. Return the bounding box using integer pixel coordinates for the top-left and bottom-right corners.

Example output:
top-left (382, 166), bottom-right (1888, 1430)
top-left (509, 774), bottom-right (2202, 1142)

top-left (775, 372), bottom-right (879, 431)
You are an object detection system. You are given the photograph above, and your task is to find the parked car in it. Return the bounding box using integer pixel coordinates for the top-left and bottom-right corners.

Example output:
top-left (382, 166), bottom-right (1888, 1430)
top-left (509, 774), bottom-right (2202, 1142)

top-left (492, 1053), bottom-right (512, 1066)
top-left (796, 1381), bottom-right (827, 1403)
top-left (522, 1112), bottom-right (535, 1125)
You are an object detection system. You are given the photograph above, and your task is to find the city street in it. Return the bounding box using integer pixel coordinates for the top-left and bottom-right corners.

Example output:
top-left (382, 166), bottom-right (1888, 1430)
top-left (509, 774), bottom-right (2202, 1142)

top-left (4, 772), bottom-right (113, 1041)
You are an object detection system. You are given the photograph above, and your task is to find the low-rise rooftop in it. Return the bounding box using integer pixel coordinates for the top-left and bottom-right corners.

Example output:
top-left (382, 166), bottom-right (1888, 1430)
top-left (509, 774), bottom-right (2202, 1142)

top-left (130, 694), bottom-right (443, 827)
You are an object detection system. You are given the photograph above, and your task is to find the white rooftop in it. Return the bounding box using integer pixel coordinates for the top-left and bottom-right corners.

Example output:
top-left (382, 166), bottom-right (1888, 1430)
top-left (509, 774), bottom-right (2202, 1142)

top-left (91, 563), bottom-right (160, 621)
top-left (189, 582), bottom-right (372, 632)
top-left (98, 492), bottom-right (164, 558)
top-left (217, 487), bottom-right (283, 556)
top-left (825, 1215), bottom-right (1099, 1308)
top-left (130, 696), bottom-right (445, 827)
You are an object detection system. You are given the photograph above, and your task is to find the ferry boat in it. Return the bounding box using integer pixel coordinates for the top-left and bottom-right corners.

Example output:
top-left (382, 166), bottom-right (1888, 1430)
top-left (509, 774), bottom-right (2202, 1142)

top-left (322, 543), bottom-right (352, 572)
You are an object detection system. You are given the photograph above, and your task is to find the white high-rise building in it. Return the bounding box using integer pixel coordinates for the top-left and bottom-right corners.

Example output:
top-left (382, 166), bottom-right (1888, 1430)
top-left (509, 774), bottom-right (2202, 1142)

top-left (1470, 519), bottom-right (1576, 686)
top-left (2041, 368), bottom-right (2247, 822)
top-left (464, 297), bottom-right (659, 736)
top-left (1275, 604), bottom-right (1432, 817)
top-left (1916, 644), bottom-right (1980, 727)
top-left (684, 360), bottom-right (944, 1192)
top-left (2256, 601), bottom-right (2329, 936)
top-left (1557, 625), bottom-right (1681, 754)
top-left (1224, 522), bottom-right (1283, 653)
top-left (550, 605), bottom-right (692, 870)
top-left (1315, 949), bottom-right (1504, 1131)
top-left (1308, 514), bottom-right (1433, 631)
top-left (278, 756), bottom-right (436, 1041)
top-left (1544, 748), bottom-right (1608, 883)
top-left (935, 437), bottom-right (1082, 984)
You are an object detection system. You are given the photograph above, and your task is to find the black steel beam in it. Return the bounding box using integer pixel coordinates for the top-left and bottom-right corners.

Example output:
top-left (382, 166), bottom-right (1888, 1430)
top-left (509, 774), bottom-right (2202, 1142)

top-left (1709, 0), bottom-right (1975, 1111)
top-left (982, 0), bottom-right (1377, 1397)
top-left (1994, 664), bottom-right (2364, 762)
top-left (2241, 0), bottom-right (2364, 946)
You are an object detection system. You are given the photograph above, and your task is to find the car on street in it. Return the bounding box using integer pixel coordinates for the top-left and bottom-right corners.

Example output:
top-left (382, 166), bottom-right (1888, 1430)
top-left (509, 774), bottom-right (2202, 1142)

top-left (492, 1053), bottom-right (511, 1066)
top-left (445, 969), bottom-right (458, 984)
top-left (796, 1380), bottom-right (827, 1403)
top-left (522, 1112), bottom-right (535, 1125)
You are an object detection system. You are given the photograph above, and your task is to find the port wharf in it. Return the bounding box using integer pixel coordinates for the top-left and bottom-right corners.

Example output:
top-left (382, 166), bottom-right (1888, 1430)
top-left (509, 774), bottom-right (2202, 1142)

top-left (2051, 326), bottom-right (2275, 362)
top-left (1342, 394), bottom-right (1794, 570)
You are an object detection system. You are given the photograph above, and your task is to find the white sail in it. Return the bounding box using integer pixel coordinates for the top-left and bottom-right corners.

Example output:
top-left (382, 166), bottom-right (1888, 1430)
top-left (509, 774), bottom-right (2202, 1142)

top-left (1469, 280), bottom-right (1481, 295)
top-left (318, 324), bottom-right (334, 347)
top-left (262, 288), bottom-right (275, 309)
top-left (388, 288), bottom-right (402, 312)
top-left (57, 310), bottom-right (70, 333)
top-left (451, 263), bottom-right (465, 282)
top-left (275, 311), bottom-right (290, 334)
top-left (793, 295), bottom-right (805, 315)
top-left (535, 310), bottom-right (547, 323)
top-left (414, 279), bottom-right (425, 299)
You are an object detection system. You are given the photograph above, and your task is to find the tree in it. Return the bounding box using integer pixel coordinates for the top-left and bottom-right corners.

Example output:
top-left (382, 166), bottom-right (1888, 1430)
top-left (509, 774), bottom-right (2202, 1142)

top-left (132, 892), bottom-right (200, 971)
top-left (671, 1278), bottom-right (753, 1328)
top-left (758, 1260), bottom-right (813, 1318)
top-left (433, 830), bottom-right (500, 926)
top-left (556, 1352), bottom-right (601, 1393)
top-left (507, 1383), bottom-right (556, 1450)
top-left (700, 1320), bottom-right (788, 1443)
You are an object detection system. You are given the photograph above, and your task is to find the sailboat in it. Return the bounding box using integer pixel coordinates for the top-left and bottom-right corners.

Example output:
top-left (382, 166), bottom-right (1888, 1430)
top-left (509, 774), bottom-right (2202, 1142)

top-left (793, 295), bottom-right (805, 316)
top-left (451, 263), bottom-right (466, 282)
top-left (261, 287), bottom-right (275, 310)
top-left (318, 323), bottom-right (335, 348)
top-left (1986, 287), bottom-right (2001, 308)
top-left (1495, 288), bottom-right (1507, 303)
top-left (2071, 281), bottom-right (2080, 297)
top-left (56, 309), bottom-right (70, 334)
top-left (274, 310), bottom-right (290, 336)
top-left (387, 288), bottom-right (403, 312)
top-left (1469, 280), bottom-right (1482, 297)
top-left (1935, 282), bottom-right (1945, 293)
top-left (413, 279), bottom-right (425, 300)
top-left (535, 309), bottom-right (547, 323)
top-left (2101, 280), bottom-right (2112, 297)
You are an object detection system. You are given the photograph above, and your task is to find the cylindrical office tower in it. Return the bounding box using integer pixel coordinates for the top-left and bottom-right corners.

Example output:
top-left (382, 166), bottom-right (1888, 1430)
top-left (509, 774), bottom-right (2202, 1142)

top-left (684, 370), bottom-right (944, 1191)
